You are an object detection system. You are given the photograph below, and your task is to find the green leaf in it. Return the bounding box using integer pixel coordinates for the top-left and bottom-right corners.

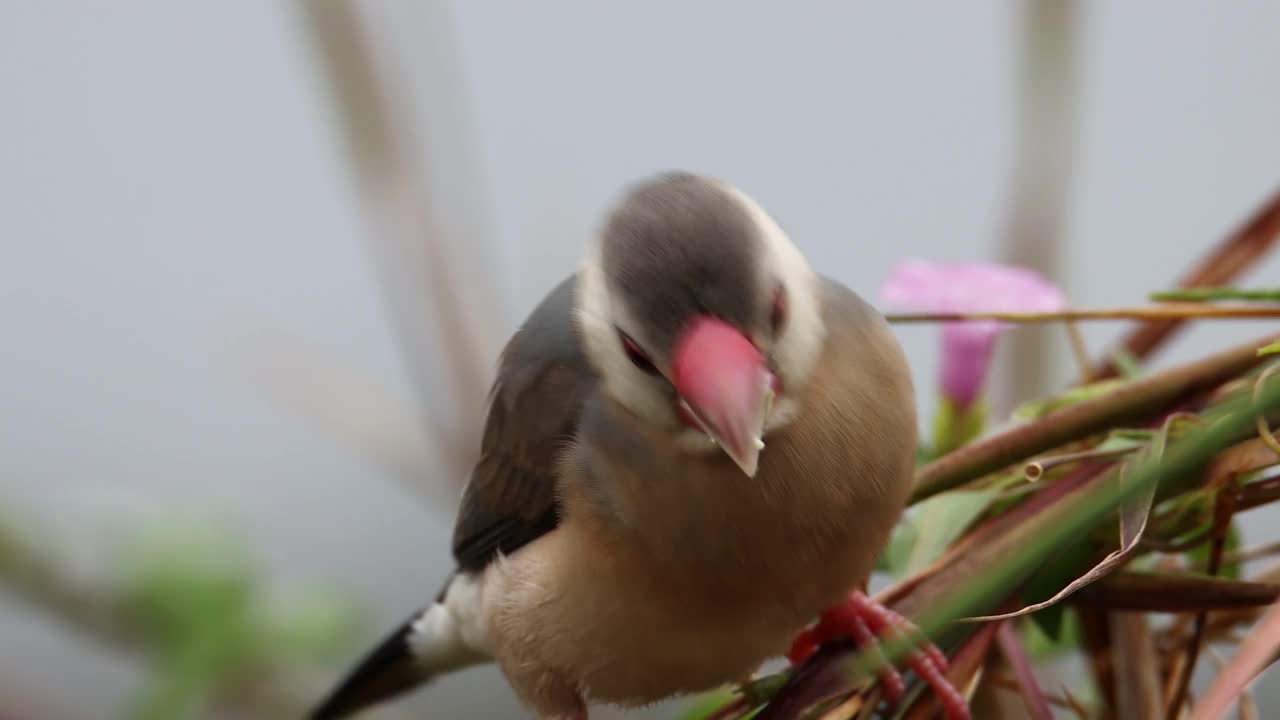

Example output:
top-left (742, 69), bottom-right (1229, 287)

top-left (915, 443), bottom-right (934, 465)
top-left (1259, 341), bottom-right (1280, 357)
top-left (877, 515), bottom-right (919, 576)
top-left (1112, 348), bottom-right (1144, 379)
top-left (903, 488), bottom-right (997, 575)
top-left (114, 519), bottom-right (263, 720)
top-left (116, 521), bottom-right (255, 646)
top-left (679, 688), bottom-right (738, 720)
top-left (125, 618), bottom-right (249, 720)
top-left (1020, 610), bottom-right (1082, 661)
top-left (931, 397), bottom-right (987, 456)
top-left (1011, 379), bottom-right (1129, 421)
top-left (887, 381), bottom-right (1280, 658)
top-left (1146, 486), bottom-right (1214, 545)
top-left (1187, 521), bottom-right (1243, 580)
top-left (964, 413), bottom-right (1178, 626)
top-left (679, 686), bottom-right (768, 720)
top-left (1094, 433), bottom-right (1152, 453)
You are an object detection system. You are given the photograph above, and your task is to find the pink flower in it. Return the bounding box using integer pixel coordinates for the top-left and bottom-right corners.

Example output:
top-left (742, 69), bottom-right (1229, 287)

top-left (880, 259), bottom-right (1066, 411)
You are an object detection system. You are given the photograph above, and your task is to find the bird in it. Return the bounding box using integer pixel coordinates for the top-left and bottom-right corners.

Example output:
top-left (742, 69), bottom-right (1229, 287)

top-left (310, 171), bottom-right (969, 720)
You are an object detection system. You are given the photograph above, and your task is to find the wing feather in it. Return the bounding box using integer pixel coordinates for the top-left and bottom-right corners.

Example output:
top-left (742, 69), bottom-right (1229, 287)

top-left (451, 275), bottom-right (596, 571)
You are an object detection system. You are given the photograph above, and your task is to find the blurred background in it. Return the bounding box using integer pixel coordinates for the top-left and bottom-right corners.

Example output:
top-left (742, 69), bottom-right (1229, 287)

top-left (3, 2), bottom-right (1279, 718)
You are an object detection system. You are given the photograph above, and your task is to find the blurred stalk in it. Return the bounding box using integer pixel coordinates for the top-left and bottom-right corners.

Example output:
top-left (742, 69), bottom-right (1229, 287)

top-left (294, 0), bottom-right (501, 492)
top-left (0, 675), bottom-right (84, 720)
top-left (993, 0), bottom-right (1079, 413)
top-left (228, 326), bottom-right (445, 506)
top-left (0, 509), bottom-right (139, 650)
top-left (1109, 612), bottom-right (1161, 720)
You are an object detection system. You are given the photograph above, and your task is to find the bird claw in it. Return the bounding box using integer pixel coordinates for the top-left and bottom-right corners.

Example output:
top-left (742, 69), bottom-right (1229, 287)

top-left (787, 592), bottom-right (970, 720)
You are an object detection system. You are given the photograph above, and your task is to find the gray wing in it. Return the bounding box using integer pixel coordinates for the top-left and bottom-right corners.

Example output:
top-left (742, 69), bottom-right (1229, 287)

top-left (451, 274), bottom-right (598, 572)
top-left (311, 279), bottom-right (595, 719)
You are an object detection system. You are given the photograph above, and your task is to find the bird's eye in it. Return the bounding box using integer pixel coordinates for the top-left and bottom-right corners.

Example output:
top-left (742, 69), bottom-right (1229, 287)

top-left (770, 285), bottom-right (788, 335)
top-left (617, 329), bottom-right (660, 376)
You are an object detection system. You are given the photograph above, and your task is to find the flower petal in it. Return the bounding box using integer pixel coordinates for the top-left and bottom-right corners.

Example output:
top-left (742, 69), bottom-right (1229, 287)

top-left (941, 323), bottom-right (999, 410)
top-left (880, 259), bottom-right (1067, 414)
top-left (879, 259), bottom-right (1066, 317)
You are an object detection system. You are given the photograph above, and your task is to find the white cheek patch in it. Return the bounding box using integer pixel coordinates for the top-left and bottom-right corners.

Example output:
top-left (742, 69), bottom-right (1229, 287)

top-left (573, 247), bottom-right (677, 426)
top-left (573, 177), bottom-right (826, 441)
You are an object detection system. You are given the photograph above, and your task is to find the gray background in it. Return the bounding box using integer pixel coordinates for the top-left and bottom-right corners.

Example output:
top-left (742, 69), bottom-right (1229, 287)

top-left (3, 2), bottom-right (1279, 718)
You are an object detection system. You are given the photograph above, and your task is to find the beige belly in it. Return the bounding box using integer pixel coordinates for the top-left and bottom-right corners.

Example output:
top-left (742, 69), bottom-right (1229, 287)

top-left (480, 518), bottom-right (874, 707)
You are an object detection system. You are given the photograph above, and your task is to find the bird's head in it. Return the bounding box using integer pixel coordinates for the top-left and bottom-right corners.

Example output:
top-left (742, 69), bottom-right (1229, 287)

top-left (574, 172), bottom-right (827, 477)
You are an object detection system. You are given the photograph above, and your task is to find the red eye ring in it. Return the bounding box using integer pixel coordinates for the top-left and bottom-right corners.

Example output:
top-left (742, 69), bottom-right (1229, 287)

top-left (770, 285), bottom-right (788, 334)
top-left (617, 329), bottom-right (660, 376)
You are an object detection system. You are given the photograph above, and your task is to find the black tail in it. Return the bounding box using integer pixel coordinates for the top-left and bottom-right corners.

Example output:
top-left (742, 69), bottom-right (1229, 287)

top-left (310, 611), bottom-right (430, 720)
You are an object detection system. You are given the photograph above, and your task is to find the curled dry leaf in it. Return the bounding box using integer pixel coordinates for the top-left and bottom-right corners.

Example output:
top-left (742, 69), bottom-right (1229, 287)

top-left (959, 416), bottom-right (1193, 623)
top-left (758, 352), bottom-right (1280, 720)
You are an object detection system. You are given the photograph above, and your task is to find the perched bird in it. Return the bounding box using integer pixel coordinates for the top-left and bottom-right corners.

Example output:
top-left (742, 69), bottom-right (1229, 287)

top-left (311, 172), bottom-right (968, 720)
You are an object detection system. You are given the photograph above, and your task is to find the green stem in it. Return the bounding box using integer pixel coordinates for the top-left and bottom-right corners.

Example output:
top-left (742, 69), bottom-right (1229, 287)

top-left (931, 397), bottom-right (987, 457)
top-left (1151, 287), bottom-right (1280, 303)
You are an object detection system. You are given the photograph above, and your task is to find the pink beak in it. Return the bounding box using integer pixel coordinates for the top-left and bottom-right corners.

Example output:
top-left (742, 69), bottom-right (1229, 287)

top-left (671, 316), bottom-right (776, 476)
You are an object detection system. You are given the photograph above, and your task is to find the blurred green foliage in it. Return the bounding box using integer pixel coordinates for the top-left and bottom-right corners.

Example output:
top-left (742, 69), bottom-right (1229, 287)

top-left (2, 508), bottom-right (364, 718)
top-left (110, 520), bottom-right (358, 719)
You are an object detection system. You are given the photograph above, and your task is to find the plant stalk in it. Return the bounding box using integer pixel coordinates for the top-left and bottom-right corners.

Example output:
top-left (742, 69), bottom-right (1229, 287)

top-left (1088, 188), bottom-right (1280, 381)
top-left (912, 332), bottom-right (1279, 503)
top-left (886, 304), bottom-right (1280, 324)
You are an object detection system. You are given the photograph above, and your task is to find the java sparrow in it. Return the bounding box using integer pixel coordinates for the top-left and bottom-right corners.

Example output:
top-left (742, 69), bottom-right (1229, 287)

top-left (310, 172), bottom-right (969, 720)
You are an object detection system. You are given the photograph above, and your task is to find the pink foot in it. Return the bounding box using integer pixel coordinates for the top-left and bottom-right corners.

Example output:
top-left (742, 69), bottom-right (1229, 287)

top-left (787, 592), bottom-right (970, 720)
